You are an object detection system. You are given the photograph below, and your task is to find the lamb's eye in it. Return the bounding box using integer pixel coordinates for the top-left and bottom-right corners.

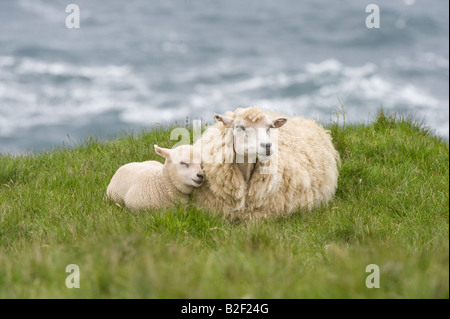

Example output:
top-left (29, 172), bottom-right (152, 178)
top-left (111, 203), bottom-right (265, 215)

top-left (180, 161), bottom-right (189, 167)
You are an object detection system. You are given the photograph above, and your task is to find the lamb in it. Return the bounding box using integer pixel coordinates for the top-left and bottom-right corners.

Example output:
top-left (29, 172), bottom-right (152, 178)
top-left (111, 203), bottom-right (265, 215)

top-left (193, 106), bottom-right (340, 219)
top-left (107, 144), bottom-right (204, 210)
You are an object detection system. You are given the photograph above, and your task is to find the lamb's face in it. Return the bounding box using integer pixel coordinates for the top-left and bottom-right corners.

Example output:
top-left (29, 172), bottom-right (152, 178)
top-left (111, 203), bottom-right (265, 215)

top-left (170, 145), bottom-right (204, 188)
top-left (215, 114), bottom-right (287, 162)
top-left (155, 145), bottom-right (204, 193)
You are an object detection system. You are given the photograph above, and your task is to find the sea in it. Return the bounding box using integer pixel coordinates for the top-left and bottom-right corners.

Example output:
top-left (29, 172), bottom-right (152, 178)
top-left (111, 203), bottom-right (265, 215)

top-left (0, 0), bottom-right (448, 154)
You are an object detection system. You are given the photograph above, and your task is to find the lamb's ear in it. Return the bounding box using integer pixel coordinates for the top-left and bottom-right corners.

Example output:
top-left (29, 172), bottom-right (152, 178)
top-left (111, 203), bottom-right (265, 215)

top-left (154, 145), bottom-right (171, 159)
top-left (272, 118), bottom-right (288, 128)
top-left (214, 114), bottom-right (234, 127)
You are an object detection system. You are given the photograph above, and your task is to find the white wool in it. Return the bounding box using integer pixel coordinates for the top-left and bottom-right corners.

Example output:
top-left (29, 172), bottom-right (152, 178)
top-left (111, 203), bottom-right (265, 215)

top-left (107, 161), bottom-right (188, 210)
top-left (193, 107), bottom-right (340, 219)
top-left (106, 143), bottom-right (204, 210)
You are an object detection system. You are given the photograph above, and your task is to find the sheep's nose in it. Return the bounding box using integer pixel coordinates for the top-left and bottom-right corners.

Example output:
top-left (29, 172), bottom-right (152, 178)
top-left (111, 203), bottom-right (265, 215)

top-left (197, 173), bottom-right (204, 180)
top-left (260, 143), bottom-right (272, 155)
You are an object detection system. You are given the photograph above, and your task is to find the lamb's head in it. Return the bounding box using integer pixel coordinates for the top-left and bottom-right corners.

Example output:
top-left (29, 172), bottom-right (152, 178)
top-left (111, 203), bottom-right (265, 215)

top-left (154, 144), bottom-right (204, 194)
top-left (214, 107), bottom-right (287, 163)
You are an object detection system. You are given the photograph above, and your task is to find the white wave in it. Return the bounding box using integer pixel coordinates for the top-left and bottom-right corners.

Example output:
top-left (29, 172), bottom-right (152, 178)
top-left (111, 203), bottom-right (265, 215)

top-left (0, 57), bottom-right (448, 141)
top-left (0, 57), bottom-right (151, 136)
top-left (179, 59), bottom-right (447, 133)
top-left (16, 57), bottom-right (131, 79)
top-left (121, 105), bottom-right (193, 125)
top-left (388, 52), bottom-right (450, 72)
top-left (305, 59), bottom-right (343, 74)
top-left (0, 56), bottom-right (15, 67)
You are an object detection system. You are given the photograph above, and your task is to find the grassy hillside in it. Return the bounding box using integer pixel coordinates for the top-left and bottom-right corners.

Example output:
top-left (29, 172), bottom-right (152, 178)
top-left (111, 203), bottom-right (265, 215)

top-left (0, 111), bottom-right (448, 298)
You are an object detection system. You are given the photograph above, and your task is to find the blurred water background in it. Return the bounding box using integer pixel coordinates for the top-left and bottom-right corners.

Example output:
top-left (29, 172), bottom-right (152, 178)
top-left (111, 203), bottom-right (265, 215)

top-left (0, 0), bottom-right (448, 154)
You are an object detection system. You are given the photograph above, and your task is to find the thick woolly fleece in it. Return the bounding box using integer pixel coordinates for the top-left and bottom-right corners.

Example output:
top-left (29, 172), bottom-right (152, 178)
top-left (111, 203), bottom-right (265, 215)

top-left (193, 107), bottom-right (340, 219)
top-left (107, 161), bottom-right (188, 210)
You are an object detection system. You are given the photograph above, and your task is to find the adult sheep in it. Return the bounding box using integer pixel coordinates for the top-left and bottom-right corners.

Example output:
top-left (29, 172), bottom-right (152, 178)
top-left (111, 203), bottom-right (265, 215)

top-left (193, 106), bottom-right (339, 219)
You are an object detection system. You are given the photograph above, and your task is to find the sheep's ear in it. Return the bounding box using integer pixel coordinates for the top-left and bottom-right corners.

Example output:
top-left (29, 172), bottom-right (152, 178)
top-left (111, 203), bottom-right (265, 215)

top-left (272, 118), bottom-right (288, 128)
top-left (214, 114), bottom-right (234, 127)
top-left (154, 145), bottom-right (171, 159)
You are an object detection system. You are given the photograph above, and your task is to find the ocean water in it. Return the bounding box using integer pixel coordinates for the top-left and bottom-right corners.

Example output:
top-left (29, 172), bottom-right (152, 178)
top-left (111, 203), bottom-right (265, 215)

top-left (0, 0), bottom-right (448, 154)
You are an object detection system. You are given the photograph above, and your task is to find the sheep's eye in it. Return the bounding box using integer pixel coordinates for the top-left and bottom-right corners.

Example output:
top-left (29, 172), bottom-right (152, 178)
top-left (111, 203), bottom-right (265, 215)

top-left (180, 161), bottom-right (189, 167)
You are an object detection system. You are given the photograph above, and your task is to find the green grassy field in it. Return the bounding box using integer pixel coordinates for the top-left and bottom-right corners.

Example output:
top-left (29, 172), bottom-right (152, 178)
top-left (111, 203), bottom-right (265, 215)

top-left (0, 110), bottom-right (448, 298)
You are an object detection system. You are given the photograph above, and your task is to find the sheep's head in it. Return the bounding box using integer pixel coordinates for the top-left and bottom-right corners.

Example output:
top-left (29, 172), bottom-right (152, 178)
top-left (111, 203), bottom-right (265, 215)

top-left (154, 144), bottom-right (204, 193)
top-left (214, 107), bottom-right (287, 163)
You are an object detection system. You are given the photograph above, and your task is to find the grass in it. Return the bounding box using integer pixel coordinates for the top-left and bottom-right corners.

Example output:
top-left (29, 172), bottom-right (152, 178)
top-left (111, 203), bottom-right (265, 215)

top-left (0, 110), bottom-right (448, 298)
